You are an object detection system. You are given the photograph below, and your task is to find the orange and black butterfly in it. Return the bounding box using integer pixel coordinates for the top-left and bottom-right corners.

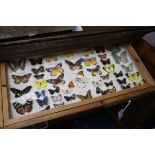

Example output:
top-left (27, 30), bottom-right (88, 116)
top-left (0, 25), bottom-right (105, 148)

top-left (47, 73), bottom-right (65, 88)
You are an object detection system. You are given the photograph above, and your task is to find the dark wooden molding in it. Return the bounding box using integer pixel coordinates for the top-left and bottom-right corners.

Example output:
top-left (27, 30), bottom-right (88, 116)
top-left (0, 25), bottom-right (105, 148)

top-left (0, 26), bottom-right (155, 62)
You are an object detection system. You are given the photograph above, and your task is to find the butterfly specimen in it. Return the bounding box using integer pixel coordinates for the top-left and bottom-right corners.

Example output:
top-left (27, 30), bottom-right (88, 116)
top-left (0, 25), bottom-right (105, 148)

top-left (108, 86), bottom-right (117, 93)
top-left (12, 73), bottom-right (31, 84)
top-left (32, 66), bottom-right (44, 74)
top-left (114, 71), bottom-right (123, 78)
top-left (46, 55), bottom-right (57, 62)
top-left (98, 54), bottom-right (107, 59)
top-left (120, 51), bottom-right (128, 63)
top-left (68, 81), bottom-right (75, 88)
top-left (9, 59), bottom-right (26, 72)
top-left (76, 77), bottom-right (89, 88)
top-left (103, 64), bottom-right (115, 73)
top-left (93, 80), bottom-right (104, 87)
top-left (35, 90), bottom-right (48, 107)
top-left (133, 80), bottom-right (145, 87)
top-left (77, 71), bottom-right (84, 76)
top-left (95, 47), bottom-right (105, 53)
top-left (34, 79), bottom-right (47, 89)
top-left (51, 94), bottom-right (63, 103)
top-left (47, 73), bottom-right (65, 88)
top-left (64, 94), bottom-right (76, 101)
top-left (53, 102), bottom-right (65, 108)
top-left (10, 86), bottom-right (32, 98)
top-left (30, 58), bottom-right (42, 65)
top-left (46, 63), bottom-right (64, 76)
top-left (84, 49), bottom-right (94, 57)
top-left (48, 87), bottom-right (60, 95)
top-left (104, 80), bottom-right (113, 87)
top-left (117, 78), bottom-right (127, 85)
top-left (35, 90), bottom-right (46, 98)
top-left (34, 74), bottom-right (44, 80)
top-left (112, 51), bottom-right (128, 64)
top-left (96, 87), bottom-right (109, 95)
top-left (13, 99), bottom-right (33, 115)
top-left (107, 46), bottom-right (120, 53)
top-left (121, 83), bottom-right (131, 89)
top-left (100, 74), bottom-right (110, 80)
top-left (65, 58), bottom-right (83, 70)
top-left (62, 89), bottom-right (73, 95)
top-left (126, 72), bottom-right (140, 81)
top-left (83, 57), bottom-right (97, 66)
top-left (66, 52), bottom-right (74, 58)
top-left (36, 96), bottom-right (48, 107)
top-left (87, 65), bottom-right (102, 76)
top-left (77, 90), bottom-right (92, 101)
top-left (101, 59), bottom-right (111, 65)
top-left (121, 63), bottom-right (134, 73)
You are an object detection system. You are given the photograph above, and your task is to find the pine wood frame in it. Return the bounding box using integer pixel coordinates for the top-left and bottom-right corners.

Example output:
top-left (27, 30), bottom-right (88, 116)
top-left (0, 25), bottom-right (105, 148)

top-left (0, 66), bottom-right (3, 128)
top-left (0, 43), bottom-right (155, 128)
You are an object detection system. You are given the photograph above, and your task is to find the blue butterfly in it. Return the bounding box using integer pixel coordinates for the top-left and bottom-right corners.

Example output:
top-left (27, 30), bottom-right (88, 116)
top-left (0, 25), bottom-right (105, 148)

top-left (35, 90), bottom-right (45, 98)
top-left (36, 96), bottom-right (48, 107)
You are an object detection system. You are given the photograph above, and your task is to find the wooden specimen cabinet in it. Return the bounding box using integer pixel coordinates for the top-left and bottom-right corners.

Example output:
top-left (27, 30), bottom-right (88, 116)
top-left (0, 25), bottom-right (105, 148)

top-left (0, 26), bottom-right (155, 128)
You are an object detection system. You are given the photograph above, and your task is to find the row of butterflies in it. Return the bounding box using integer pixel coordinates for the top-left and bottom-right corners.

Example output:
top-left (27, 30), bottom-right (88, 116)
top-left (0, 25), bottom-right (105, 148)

top-left (10, 69), bottom-right (144, 99)
top-left (12, 89), bottom-right (93, 115)
top-left (10, 60), bottom-right (141, 86)
top-left (12, 82), bottom-right (121, 116)
top-left (8, 47), bottom-right (106, 72)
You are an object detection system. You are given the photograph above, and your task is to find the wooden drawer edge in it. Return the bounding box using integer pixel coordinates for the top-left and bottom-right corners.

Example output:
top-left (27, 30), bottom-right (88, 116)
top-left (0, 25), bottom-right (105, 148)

top-left (3, 85), bottom-right (155, 129)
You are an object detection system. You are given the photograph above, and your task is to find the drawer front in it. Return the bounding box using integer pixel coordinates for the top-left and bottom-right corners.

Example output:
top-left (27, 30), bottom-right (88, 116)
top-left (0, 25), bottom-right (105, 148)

top-left (0, 43), bottom-right (155, 128)
top-left (0, 67), bottom-right (3, 128)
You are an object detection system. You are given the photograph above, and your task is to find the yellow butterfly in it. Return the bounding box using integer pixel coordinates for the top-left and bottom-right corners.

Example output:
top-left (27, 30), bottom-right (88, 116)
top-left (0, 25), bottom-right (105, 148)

top-left (84, 50), bottom-right (94, 57)
top-left (46, 63), bottom-right (64, 76)
top-left (84, 57), bottom-right (97, 66)
top-left (126, 72), bottom-right (140, 81)
top-left (133, 80), bottom-right (145, 86)
top-left (66, 52), bottom-right (73, 58)
top-left (108, 86), bottom-right (117, 93)
top-left (46, 56), bottom-right (57, 62)
top-left (34, 80), bottom-right (47, 89)
top-left (103, 64), bottom-right (115, 73)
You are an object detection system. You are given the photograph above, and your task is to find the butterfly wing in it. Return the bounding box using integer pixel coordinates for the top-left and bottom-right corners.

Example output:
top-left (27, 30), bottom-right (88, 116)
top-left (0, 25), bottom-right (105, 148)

top-left (13, 102), bottom-right (25, 115)
top-left (34, 80), bottom-right (41, 89)
top-left (35, 91), bottom-right (41, 98)
top-left (133, 72), bottom-right (140, 81)
top-left (75, 58), bottom-right (83, 69)
top-left (86, 90), bottom-right (92, 99)
top-left (41, 80), bottom-right (47, 88)
top-left (22, 73), bottom-right (32, 83)
top-left (65, 60), bottom-right (74, 69)
top-left (10, 88), bottom-right (22, 98)
top-left (43, 96), bottom-right (48, 105)
top-left (100, 74), bottom-right (109, 80)
top-left (48, 89), bottom-right (55, 95)
top-left (120, 51), bottom-right (128, 63)
top-left (34, 74), bottom-right (44, 79)
top-left (24, 99), bottom-right (33, 113)
top-left (36, 99), bottom-right (43, 107)
top-left (22, 86), bottom-right (32, 95)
